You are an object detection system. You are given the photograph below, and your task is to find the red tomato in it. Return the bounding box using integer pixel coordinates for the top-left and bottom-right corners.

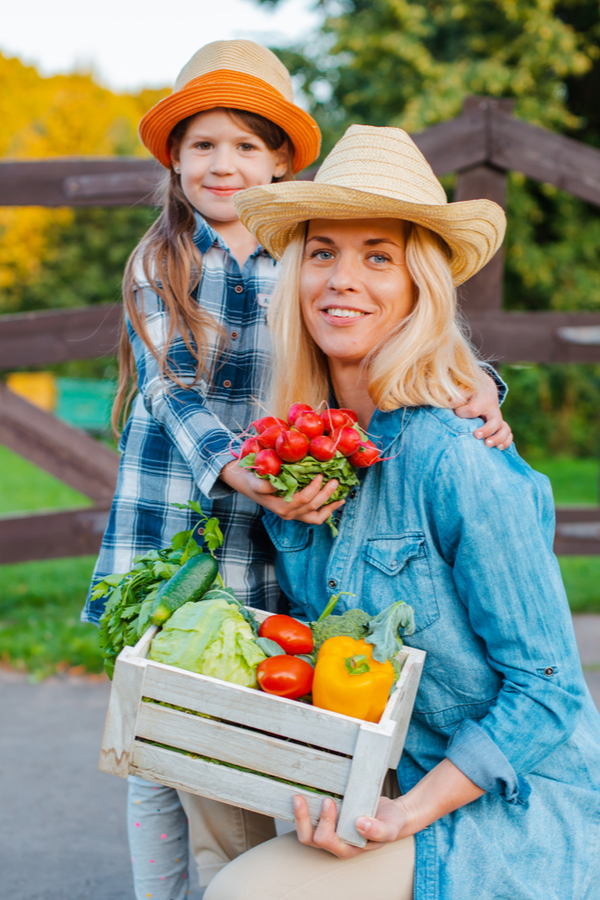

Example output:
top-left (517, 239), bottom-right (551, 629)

top-left (348, 440), bottom-right (380, 468)
top-left (259, 614), bottom-right (314, 655)
top-left (294, 412), bottom-right (325, 440)
top-left (321, 408), bottom-right (348, 433)
top-left (254, 449), bottom-right (283, 476)
top-left (259, 423), bottom-right (286, 448)
top-left (275, 430), bottom-right (309, 463)
top-left (287, 402), bottom-right (313, 426)
top-left (240, 437), bottom-right (263, 458)
top-left (257, 656), bottom-right (314, 699)
top-left (339, 408), bottom-right (359, 424)
top-left (308, 435), bottom-right (337, 462)
top-left (330, 426), bottom-right (361, 457)
top-left (252, 416), bottom-right (288, 435)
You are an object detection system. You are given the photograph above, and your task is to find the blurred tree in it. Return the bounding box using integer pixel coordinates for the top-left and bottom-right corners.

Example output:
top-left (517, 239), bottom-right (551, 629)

top-left (257, 0), bottom-right (600, 456)
top-left (0, 52), bottom-right (166, 315)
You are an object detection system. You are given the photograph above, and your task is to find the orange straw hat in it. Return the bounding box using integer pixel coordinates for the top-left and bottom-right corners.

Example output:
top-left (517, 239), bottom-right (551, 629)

top-left (234, 124), bottom-right (506, 286)
top-left (139, 40), bottom-right (321, 174)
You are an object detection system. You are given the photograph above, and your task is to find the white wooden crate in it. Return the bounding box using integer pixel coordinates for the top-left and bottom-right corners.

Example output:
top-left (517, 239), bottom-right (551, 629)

top-left (99, 609), bottom-right (425, 847)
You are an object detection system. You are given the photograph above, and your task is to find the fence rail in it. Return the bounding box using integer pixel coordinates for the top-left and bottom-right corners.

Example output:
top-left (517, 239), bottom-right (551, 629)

top-left (2, 96), bottom-right (600, 561)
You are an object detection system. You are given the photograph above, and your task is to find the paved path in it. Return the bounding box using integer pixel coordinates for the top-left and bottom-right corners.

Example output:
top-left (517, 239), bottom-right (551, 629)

top-left (1, 616), bottom-right (599, 900)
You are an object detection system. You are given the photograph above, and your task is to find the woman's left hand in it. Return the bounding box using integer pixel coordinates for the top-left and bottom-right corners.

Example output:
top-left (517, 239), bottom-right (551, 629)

top-left (293, 795), bottom-right (409, 859)
top-left (453, 371), bottom-right (513, 450)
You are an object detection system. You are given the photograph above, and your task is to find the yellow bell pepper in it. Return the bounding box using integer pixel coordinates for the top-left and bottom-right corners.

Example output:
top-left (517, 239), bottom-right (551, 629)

top-left (312, 636), bottom-right (395, 722)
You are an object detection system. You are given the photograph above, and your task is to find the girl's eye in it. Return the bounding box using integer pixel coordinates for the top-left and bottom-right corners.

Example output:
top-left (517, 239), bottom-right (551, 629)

top-left (239, 143), bottom-right (257, 151)
top-left (196, 142), bottom-right (213, 150)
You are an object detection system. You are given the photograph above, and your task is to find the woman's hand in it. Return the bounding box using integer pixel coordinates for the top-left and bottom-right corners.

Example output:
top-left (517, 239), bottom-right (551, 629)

top-left (453, 371), bottom-right (513, 450)
top-left (292, 795), bottom-right (410, 859)
top-left (220, 459), bottom-right (345, 524)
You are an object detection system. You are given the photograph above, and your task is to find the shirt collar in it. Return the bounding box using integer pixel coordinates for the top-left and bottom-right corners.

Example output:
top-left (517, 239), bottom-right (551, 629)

top-left (192, 210), bottom-right (272, 261)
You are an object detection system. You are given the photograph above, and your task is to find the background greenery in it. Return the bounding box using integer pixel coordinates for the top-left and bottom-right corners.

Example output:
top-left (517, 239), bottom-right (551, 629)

top-left (3, 2), bottom-right (600, 676)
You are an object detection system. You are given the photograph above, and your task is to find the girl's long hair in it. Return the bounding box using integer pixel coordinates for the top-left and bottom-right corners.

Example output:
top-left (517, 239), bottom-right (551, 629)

top-left (267, 221), bottom-right (485, 417)
top-left (112, 108), bottom-right (294, 436)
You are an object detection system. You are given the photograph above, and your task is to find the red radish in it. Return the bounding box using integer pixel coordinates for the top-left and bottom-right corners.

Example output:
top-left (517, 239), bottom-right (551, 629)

top-left (321, 408), bottom-right (348, 433)
top-left (287, 402), bottom-right (312, 425)
top-left (252, 416), bottom-right (288, 435)
top-left (309, 435), bottom-right (337, 462)
top-left (275, 430), bottom-right (309, 463)
top-left (259, 423), bottom-right (286, 449)
top-left (254, 449), bottom-right (283, 476)
top-left (331, 426), bottom-right (361, 457)
top-left (295, 412), bottom-right (325, 440)
top-left (339, 408), bottom-right (359, 424)
top-left (348, 441), bottom-right (380, 468)
top-left (240, 438), bottom-right (263, 458)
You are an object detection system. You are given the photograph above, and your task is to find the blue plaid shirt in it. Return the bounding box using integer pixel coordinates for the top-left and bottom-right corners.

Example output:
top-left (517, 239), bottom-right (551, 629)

top-left (82, 213), bottom-right (285, 624)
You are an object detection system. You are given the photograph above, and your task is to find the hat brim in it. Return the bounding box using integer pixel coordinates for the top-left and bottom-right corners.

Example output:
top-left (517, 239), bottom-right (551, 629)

top-left (138, 70), bottom-right (321, 173)
top-left (234, 182), bottom-right (506, 285)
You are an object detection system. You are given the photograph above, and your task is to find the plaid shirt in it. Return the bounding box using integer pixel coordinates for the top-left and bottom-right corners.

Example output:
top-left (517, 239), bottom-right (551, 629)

top-left (82, 213), bottom-right (285, 624)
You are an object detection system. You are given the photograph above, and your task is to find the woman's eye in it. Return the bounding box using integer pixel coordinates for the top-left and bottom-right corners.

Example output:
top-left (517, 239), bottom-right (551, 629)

top-left (313, 250), bottom-right (335, 260)
top-left (369, 253), bottom-right (389, 264)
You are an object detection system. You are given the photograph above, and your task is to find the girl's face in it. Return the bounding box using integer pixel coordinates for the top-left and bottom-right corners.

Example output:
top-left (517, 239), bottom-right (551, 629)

top-left (170, 108), bottom-right (289, 225)
top-left (299, 218), bottom-right (415, 365)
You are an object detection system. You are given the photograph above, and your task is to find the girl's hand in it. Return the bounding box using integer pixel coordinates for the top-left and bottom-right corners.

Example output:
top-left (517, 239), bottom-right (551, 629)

top-left (220, 460), bottom-right (345, 524)
top-left (453, 371), bottom-right (513, 450)
top-left (292, 795), bottom-right (410, 859)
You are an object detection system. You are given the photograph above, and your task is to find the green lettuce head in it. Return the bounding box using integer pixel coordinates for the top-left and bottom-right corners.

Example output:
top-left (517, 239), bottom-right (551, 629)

top-left (148, 598), bottom-right (266, 687)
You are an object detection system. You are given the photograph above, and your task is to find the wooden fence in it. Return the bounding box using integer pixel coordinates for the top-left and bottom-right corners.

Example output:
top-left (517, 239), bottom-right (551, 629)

top-left (1, 96), bottom-right (600, 564)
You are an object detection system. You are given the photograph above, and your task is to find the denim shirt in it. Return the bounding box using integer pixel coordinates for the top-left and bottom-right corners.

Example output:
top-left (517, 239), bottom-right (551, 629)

top-left (264, 406), bottom-right (600, 900)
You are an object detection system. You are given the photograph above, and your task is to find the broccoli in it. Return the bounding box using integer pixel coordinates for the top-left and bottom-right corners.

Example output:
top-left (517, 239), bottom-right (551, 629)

top-left (310, 608), bottom-right (371, 659)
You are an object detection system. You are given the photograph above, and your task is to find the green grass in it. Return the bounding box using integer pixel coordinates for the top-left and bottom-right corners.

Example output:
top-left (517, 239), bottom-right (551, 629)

top-left (0, 445), bottom-right (92, 514)
top-left (0, 450), bottom-right (599, 677)
top-left (0, 447), bottom-right (101, 677)
top-left (0, 555), bottom-right (102, 679)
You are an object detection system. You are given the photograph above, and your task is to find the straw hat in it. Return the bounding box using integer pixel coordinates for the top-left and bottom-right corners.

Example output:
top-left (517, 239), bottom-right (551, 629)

top-left (233, 124), bottom-right (506, 285)
top-left (139, 40), bottom-right (320, 173)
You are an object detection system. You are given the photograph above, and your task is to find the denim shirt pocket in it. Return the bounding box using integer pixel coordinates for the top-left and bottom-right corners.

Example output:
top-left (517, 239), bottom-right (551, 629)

top-left (363, 532), bottom-right (440, 633)
top-left (263, 515), bottom-right (313, 611)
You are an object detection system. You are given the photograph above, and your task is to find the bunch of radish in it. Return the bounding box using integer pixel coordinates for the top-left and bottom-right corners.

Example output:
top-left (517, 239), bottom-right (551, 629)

top-left (235, 404), bottom-right (380, 534)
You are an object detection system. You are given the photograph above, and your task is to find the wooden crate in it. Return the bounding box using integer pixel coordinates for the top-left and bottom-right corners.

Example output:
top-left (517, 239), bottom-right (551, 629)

top-left (99, 609), bottom-right (425, 847)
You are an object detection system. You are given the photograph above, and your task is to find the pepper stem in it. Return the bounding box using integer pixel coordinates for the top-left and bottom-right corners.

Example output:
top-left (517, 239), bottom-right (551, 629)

top-left (344, 654), bottom-right (371, 676)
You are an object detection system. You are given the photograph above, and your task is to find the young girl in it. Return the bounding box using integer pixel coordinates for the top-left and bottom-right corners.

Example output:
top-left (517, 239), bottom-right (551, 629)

top-left (83, 40), bottom-right (511, 900)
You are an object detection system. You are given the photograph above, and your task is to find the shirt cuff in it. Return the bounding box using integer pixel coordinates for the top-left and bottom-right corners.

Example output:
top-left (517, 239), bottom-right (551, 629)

top-left (192, 443), bottom-right (241, 500)
top-left (446, 719), bottom-right (531, 806)
top-left (480, 363), bottom-right (508, 406)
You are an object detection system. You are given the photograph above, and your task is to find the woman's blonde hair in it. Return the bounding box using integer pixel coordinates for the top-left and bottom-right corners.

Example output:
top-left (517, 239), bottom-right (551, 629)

top-left (267, 221), bottom-right (485, 416)
top-left (112, 108), bottom-right (294, 436)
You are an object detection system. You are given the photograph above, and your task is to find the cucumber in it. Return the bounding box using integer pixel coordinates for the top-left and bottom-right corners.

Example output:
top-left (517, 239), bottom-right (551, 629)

top-left (150, 554), bottom-right (219, 626)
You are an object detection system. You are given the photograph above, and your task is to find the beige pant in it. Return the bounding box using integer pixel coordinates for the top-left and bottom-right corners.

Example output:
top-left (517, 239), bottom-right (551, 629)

top-left (179, 771), bottom-right (414, 899)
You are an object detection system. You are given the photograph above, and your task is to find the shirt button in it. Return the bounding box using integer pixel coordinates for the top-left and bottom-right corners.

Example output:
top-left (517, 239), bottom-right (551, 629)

top-left (328, 579), bottom-right (337, 589)
top-left (544, 666), bottom-right (555, 676)
top-left (234, 285), bottom-right (244, 294)
top-left (349, 489), bottom-right (357, 499)
top-left (231, 331), bottom-right (239, 340)
top-left (223, 379), bottom-right (232, 388)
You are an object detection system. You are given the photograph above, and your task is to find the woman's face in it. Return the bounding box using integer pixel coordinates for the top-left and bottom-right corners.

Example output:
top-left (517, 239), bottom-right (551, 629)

top-left (300, 219), bottom-right (414, 365)
top-left (170, 108), bottom-right (288, 225)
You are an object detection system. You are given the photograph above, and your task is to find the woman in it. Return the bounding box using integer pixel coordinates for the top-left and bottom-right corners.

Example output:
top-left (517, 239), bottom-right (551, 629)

top-left (186, 125), bottom-right (600, 899)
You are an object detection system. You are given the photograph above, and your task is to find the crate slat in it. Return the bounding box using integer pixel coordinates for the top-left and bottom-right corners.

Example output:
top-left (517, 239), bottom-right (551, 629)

top-left (136, 702), bottom-right (351, 794)
top-left (130, 742), bottom-right (331, 827)
top-left (99, 648), bottom-right (147, 777)
top-left (384, 648), bottom-right (426, 770)
top-left (141, 662), bottom-right (360, 755)
top-left (335, 719), bottom-right (396, 848)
